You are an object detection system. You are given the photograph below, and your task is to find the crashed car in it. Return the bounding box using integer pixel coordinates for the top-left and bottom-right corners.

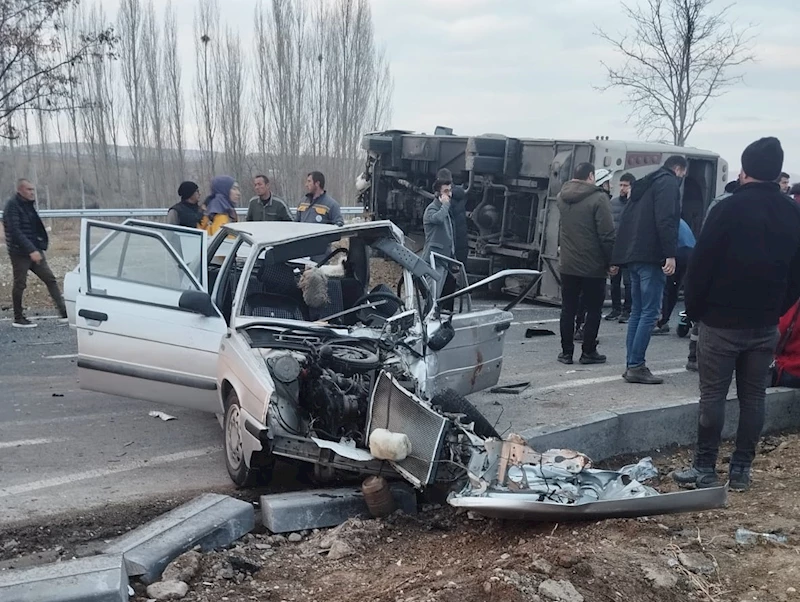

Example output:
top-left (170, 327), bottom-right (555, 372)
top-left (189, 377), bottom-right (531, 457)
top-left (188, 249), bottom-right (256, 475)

top-left (65, 218), bottom-right (726, 519)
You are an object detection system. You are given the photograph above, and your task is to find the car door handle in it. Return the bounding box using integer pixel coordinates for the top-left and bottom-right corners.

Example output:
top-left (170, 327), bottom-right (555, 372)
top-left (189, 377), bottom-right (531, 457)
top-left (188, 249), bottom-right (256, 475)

top-left (78, 309), bottom-right (108, 322)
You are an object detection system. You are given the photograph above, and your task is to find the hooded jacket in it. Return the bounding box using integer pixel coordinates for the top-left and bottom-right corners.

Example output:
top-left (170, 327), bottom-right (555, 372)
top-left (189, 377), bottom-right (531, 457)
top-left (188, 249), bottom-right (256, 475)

top-left (684, 181), bottom-right (800, 328)
top-left (556, 180), bottom-right (616, 279)
top-left (611, 167), bottom-right (681, 266)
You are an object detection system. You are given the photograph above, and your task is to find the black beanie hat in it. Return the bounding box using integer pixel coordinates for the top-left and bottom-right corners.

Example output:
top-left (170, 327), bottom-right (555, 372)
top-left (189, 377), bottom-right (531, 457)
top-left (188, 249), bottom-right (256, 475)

top-left (178, 181), bottom-right (199, 201)
top-left (433, 168), bottom-right (453, 193)
top-left (741, 137), bottom-right (784, 182)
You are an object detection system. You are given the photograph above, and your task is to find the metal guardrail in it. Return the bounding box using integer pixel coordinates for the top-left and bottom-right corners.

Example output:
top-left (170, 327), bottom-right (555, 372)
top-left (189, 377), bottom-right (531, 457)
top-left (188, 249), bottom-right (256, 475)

top-left (0, 206), bottom-right (366, 220)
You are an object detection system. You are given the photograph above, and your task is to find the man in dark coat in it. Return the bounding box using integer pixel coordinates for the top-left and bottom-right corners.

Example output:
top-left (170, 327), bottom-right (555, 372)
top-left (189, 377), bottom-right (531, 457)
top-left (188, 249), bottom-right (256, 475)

top-left (674, 137), bottom-right (800, 493)
top-left (604, 172), bottom-right (635, 323)
top-left (611, 155), bottom-right (686, 384)
top-left (3, 179), bottom-right (67, 328)
top-left (167, 181), bottom-right (204, 228)
top-left (556, 162), bottom-right (616, 365)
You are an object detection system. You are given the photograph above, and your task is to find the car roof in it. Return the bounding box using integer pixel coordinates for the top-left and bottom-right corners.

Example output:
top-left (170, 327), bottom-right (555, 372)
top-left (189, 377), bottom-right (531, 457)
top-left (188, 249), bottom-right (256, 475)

top-left (222, 219), bottom-right (403, 245)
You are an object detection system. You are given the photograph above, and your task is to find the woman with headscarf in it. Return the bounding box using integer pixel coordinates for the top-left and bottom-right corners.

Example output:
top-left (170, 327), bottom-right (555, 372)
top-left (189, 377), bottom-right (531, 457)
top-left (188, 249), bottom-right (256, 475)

top-left (202, 175), bottom-right (241, 235)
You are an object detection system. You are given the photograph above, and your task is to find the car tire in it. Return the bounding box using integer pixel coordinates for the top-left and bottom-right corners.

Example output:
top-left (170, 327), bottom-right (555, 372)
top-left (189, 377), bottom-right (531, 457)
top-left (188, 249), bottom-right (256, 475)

top-left (224, 390), bottom-right (271, 488)
top-left (319, 342), bottom-right (381, 375)
top-left (432, 389), bottom-right (500, 439)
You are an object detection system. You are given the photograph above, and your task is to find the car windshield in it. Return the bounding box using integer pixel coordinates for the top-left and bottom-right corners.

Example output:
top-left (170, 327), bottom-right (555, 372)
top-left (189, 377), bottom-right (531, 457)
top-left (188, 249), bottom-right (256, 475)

top-left (236, 232), bottom-right (412, 328)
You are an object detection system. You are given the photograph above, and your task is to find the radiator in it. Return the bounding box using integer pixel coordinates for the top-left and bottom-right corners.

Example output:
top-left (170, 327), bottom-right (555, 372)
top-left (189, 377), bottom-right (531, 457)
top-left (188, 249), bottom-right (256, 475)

top-left (367, 371), bottom-right (448, 487)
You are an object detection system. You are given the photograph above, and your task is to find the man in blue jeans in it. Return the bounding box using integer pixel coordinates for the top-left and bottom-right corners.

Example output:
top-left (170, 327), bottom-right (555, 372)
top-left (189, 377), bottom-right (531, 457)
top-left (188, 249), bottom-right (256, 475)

top-left (611, 156), bottom-right (686, 384)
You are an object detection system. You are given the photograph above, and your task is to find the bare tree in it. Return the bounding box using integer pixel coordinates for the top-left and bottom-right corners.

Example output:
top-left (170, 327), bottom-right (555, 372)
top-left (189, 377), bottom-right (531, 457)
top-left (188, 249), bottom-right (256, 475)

top-left (367, 46), bottom-right (393, 132)
top-left (0, 0), bottom-right (114, 140)
top-left (141, 0), bottom-right (166, 198)
top-left (596, 0), bottom-right (755, 145)
top-left (216, 28), bottom-right (249, 183)
top-left (194, 0), bottom-right (219, 179)
top-left (163, 0), bottom-right (184, 181)
top-left (118, 0), bottom-right (146, 204)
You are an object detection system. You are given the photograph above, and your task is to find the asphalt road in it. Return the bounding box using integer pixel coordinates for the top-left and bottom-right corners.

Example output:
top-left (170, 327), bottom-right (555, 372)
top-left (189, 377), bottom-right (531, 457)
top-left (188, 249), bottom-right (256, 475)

top-left (0, 301), bottom-right (702, 525)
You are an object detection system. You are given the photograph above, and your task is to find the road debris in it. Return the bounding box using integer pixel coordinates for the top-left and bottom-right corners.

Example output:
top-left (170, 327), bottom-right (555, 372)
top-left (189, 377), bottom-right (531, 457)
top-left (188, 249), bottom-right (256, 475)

top-left (148, 411), bottom-right (177, 421)
top-left (490, 381), bottom-right (531, 395)
top-left (734, 527), bottom-right (788, 546)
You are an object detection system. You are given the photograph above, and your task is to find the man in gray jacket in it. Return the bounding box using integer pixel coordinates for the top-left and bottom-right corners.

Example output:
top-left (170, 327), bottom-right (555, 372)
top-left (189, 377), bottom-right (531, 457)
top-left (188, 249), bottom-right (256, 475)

top-left (557, 163), bottom-right (616, 365)
top-left (422, 171), bottom-right (456, 298)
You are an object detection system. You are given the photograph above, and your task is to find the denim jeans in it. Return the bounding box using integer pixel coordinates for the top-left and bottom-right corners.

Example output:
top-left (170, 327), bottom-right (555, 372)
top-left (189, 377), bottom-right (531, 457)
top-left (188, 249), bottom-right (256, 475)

top-left (694, 323), bottom-right (779, 469)
top-left (626, 262), bottom-right (666, 368)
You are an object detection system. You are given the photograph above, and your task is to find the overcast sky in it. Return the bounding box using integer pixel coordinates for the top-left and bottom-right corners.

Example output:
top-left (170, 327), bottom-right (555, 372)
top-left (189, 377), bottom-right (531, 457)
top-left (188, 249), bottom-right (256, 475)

top-left (110, 0), bottom-right (799, 179)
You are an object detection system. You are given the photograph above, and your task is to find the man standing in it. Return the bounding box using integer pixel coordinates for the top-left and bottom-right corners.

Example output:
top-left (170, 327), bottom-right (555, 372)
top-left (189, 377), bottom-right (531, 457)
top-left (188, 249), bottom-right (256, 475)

top-left (611, 155), bottom-right (686, 384)
top-left (167, 181), bottom-right (203, 228)
top-left (604, 172), bottom-right (635, 323)
top-left (422, 171), bottom-right (456, 298)
top-left (653, 218), bottom-right (696, 334)
top-left (674, 137), bottom-right (800, 492)
top-left (296, 171), bottom-right (343, 227)
top-left (4, 179), bottom-right (68, 328)
top-left (246, 175), bottom-right (292, 222)
top-left (556, 162), bottom-right (616, 365)
top-left (778, 171), bottom-right (790, 195)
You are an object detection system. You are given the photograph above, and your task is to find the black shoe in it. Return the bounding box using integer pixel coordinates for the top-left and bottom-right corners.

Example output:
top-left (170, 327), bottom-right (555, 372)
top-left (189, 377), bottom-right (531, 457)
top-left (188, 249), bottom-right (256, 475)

top-left (623, 365), bottom-right (664, 384)
top-left (579, 351), bottom-right (607, 365)
top-left (618, 311), bottom-right (630, 324)
top-left (12, 317), bottom-right (37, 328)
top-left (652, 323), bottom-right (670, 335)
top-left (686, 361), bottom-right (698, 372)
top-left (604, 309), bottom-right (621, 321)
top-left (557, 353), bottom-right (574, 365)
top-left (672, 466), bottom-right (720, 489)
top-left (728, 465), bottom-right (751, 492)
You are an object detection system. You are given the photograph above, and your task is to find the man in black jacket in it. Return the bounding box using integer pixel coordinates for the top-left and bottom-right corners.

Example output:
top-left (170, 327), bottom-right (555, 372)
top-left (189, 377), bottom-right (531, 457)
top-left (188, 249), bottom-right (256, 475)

top-left (3, 179), bottom-right (68, 328)
top-left (611, 156), bottom-right (686, 384)
top-left (167, 181), bottom-right (203, 228)
top-left (674, 137), bottom-right (800, 493)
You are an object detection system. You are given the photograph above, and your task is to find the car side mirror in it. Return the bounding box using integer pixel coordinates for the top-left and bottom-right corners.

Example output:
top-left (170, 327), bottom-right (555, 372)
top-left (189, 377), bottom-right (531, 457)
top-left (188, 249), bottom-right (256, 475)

top-left (179, 290), bottom-right (217, 317)
top-left (427, 319), bottom-right (455, 351)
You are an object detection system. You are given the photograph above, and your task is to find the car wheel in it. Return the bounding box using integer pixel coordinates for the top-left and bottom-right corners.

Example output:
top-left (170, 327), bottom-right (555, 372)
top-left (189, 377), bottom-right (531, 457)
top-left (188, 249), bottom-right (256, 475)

top-left (224, 390), bottom-right (266, 488)
top-left (432, 389), bottom-right (501, 439)
top-left (319, 342), bottom-right (381, 375)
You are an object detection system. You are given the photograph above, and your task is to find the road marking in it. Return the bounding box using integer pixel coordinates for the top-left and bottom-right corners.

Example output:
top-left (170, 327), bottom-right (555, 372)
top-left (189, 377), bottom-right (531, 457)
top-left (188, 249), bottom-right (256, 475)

top-left (0, 315), bottom-right (62, 322)
top-left (511, 318), bottom-right (561, 325)
top-left (0, 446), bottom-right (220, 498)
top-left (44, 353), bottom-right (78, 359)
top-left (531, 367), bottom-right (688, 394)
top-left (0, 438), bottom-right (61, 449)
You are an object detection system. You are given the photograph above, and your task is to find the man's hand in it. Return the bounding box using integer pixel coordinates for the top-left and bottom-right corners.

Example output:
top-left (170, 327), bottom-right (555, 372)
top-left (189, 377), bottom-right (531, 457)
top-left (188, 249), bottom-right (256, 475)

top-left (609, 266), bottom-right (619, 276)
top-left (663, 257), bottom-right (676, 276)
top-left (29, 251), bottom-right (42, 263)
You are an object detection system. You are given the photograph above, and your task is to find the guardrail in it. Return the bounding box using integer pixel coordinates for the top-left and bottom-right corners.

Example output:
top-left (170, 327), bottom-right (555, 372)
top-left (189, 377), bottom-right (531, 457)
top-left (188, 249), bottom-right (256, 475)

top-left (0, 206), bottom-right (366, 220)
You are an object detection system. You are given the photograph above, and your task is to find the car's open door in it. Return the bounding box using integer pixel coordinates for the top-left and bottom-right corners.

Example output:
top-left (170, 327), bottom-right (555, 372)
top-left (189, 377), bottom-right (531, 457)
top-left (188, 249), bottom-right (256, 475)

top-left (74, 220), bottom-right (227, 413)
top-left (424, 261), bottom-right (541, 397)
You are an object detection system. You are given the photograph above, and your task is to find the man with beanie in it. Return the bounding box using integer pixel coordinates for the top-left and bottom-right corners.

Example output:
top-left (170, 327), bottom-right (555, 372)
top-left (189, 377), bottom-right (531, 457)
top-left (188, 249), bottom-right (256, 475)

top-left (556, 162), bottom-right (616, 366)
top-left (675, 137), bottom-right (800, 493)
top-left (167, 181), bottom-right (203, 228)
top-left (611, 155), bottom-right (686, 384)
top-left (4, 179), bottom-right (68, 327)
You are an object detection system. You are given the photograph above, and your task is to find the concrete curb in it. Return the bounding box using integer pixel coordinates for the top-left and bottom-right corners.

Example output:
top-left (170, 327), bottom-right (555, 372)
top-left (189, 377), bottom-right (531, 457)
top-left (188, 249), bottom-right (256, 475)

top-left (103, 493), bottom-right (254, 585)
top-left (520, 387), bottom-right (800, 461)
top-left (0, 554), bottom-right (129, 602)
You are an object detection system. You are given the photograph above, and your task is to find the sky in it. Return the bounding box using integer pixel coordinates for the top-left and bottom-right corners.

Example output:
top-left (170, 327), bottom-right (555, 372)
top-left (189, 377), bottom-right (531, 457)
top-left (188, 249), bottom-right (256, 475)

top-left (102, 0), bottom-right (800, 179)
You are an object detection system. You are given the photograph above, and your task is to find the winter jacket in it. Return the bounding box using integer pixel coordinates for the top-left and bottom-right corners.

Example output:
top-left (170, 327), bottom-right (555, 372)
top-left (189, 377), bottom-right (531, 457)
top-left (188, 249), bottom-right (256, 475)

top-left (556, 180), bottom-right (616, 279)
top-left (246, 195), bottom-right (293, 222)
top-left (684, 181), bottom-right (800, 329)
top-left (450, 185), bottom-right (469, 266)
top-left (775, 300), bottom-right (800, 382)
top-left (295, 192), bottom-right (344, 226)
top-left (422, 196), bottom-right (455, 264)
top-left (609, 195), bottom-right (627, 232)
top-left (611, 167), bottom-right (681, 266)
top-left (3, 194), bottom-right (48, 256)
top-left (167, 200), bottom-right (204, 228)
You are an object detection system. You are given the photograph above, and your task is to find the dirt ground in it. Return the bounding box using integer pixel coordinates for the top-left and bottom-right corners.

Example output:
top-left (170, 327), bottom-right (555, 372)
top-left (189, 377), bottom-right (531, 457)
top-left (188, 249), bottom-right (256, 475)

top-left (2, 435), bottom-right (800, 602)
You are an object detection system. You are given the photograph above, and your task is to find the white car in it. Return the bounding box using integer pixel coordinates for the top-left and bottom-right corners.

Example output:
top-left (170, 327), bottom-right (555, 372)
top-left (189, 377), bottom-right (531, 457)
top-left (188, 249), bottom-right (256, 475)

top-left (64, 218), bottom-right (728, 519)
top-left (65, 218), bottom-right (538, 488)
